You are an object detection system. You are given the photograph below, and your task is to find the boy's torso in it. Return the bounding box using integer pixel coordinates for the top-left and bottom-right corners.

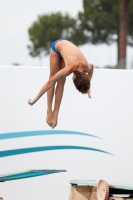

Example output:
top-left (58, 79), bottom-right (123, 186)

top-left (56, 40), bottom-right (88, 69)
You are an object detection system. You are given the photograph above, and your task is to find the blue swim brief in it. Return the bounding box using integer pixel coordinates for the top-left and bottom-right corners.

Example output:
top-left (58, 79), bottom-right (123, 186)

top-left (51, 39), bottom-right (63, 58)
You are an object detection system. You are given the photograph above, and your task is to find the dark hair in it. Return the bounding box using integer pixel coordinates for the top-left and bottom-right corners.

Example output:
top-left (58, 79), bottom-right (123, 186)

top-left (73, 71), bottom-right (90, 94)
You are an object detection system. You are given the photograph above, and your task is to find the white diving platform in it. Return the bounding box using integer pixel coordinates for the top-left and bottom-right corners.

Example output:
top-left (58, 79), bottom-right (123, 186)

top-left (69, 180), bottom-right (133, 200)
top-left (0, 169), bottom-right (66, 182)
top-left (0, 169), bottom-right (66, 199)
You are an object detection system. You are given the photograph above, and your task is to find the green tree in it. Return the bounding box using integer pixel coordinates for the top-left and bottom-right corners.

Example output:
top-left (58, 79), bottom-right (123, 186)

top-left (78, 0), bottom-right (133, 68)
top-left (27, 12), bottom-right (87, 61)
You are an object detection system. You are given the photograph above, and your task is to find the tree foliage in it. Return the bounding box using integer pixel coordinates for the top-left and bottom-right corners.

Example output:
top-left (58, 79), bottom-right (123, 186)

top-left (75, 0), bottom-right (133, 68)
top-left (27, 12), bottom-right (87, 57)
top-left (78, 0), bottom-right (118, 44)
top-left (27, 1), bottom-right (133, 68)
top-left (78, 0), bottom-right (133, 46)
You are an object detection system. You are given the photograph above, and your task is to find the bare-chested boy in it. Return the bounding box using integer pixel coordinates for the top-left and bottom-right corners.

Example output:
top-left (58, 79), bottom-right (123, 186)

top-left (28, 39), bottom-right (94, 129)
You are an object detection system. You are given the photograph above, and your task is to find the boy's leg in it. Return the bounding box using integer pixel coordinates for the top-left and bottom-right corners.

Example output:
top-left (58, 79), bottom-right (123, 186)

top-left (46, 50), bottom-right (60, 127)
top-left (52, 58), bottom-right (66, 129)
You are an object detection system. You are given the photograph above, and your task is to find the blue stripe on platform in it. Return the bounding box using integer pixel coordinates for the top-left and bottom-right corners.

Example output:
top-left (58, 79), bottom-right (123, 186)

top-left (0, 130), bottom-right (101, 140)
top-left (0, 170), bottom-right (66, 181)
top-left (0, 145), bottom-right (113, 158)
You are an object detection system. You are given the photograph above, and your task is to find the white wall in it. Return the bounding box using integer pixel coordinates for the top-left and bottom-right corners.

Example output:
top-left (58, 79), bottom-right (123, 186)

top-left (0, 66), bottom-right (133, 200)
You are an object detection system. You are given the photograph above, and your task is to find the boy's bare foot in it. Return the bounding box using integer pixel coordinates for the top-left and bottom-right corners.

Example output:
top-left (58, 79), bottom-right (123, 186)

top-left (52, 112), bottom-right (58, 129)
top-left (46, 112), bottom-right (53, 127)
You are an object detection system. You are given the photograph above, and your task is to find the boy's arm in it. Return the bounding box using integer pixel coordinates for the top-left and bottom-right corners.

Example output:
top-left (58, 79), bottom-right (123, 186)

top-left (88, 64), bottom-right (94, 82)
top-left (28, 67), bottom-right (72, 105)
top-left (87, 64), bottom-right (94, 98)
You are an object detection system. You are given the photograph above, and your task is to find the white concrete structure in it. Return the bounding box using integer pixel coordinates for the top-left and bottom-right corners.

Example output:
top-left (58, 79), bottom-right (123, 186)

top-left (0, 66), bottom-right (133, 200)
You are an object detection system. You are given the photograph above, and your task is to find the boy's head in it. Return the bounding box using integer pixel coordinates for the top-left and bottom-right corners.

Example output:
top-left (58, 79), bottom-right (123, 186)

top-left (72, 71), bottom-right (90, 94)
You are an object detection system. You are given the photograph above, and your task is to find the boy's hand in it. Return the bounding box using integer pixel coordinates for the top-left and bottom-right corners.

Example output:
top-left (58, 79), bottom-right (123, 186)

top-left (28, 97), bottom-right (38, 105)
top-left (28, 99), bottom-right (34, 106)
top-left (88, 89), bottom-right (92, 98)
